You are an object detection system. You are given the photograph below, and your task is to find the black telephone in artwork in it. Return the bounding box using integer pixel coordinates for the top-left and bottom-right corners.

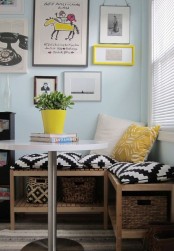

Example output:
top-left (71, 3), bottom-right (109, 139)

top-left (0, 32), bottom-right (28, 66)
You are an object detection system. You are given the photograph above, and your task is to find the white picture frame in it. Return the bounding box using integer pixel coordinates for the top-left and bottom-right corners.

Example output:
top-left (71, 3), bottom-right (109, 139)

top-left (0, 0), bottom-right (24, 15)
top-left (0, 19), bottom-right (28, 73)
top-left (33, 0), bottom-right (89, 66)
top-left (64, 71), bottom-right (102, 101)
top-left (100, 5), bottom-right (130, 44)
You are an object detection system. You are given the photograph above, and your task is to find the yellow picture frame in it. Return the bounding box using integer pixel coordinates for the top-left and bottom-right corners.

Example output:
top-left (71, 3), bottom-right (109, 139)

top-left (93, 44), bottom-right (135, 66)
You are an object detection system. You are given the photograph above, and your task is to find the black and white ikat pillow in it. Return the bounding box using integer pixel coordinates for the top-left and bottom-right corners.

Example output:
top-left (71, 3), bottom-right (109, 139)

top-left (107, 161), bottom-right (174, 184)
top-left (10, 152), bottom-right (83, 170)
top-left (78, 154), bottom-right (117, 169)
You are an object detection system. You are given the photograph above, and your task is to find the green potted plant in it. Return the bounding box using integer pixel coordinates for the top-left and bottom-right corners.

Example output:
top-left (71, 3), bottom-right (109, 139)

top-left (35, 91), bottom-right (74, 134)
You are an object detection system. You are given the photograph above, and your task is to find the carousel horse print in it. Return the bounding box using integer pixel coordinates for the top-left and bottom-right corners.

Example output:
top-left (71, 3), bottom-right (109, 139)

top-left (44, 14), bottom-right (79, 40)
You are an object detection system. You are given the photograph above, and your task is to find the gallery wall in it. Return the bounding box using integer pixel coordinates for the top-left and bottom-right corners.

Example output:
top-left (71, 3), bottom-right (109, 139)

top-left (0, 0), bottom-right (148, 159)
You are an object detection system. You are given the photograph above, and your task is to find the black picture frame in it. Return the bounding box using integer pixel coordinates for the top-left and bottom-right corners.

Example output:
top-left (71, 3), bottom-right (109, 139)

top-left (34, 76), bottom-right (57, 104)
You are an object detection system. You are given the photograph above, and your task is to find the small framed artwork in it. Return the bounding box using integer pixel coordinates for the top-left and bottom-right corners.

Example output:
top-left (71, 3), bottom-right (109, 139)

top-left (100, 6), bottom-right (130, 44)
top-left (0, 19), bottom-right (28, 73)
top-left (33, 0), bottom-right (89, 66)
top-left (64, 71), bottom-right (101, 101)
top-left (34, 76), bottom-right (57, 104)
top-left (93, 44), bottom-right (135, 66)
top-left (0, 0), bottom-right (24, 14)
top-left (0, 151), bottom-right (8, 167)
top-left (0, 119), bottom-right (9, 133)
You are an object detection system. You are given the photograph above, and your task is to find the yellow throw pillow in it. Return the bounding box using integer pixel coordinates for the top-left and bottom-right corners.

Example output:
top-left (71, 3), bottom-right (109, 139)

top-left (112, 124), bottom-right (160, 163)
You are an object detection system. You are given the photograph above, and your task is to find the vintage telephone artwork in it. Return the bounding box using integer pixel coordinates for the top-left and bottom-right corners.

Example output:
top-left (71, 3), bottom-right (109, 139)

top-left (0, 32), bottom-right (28, 66)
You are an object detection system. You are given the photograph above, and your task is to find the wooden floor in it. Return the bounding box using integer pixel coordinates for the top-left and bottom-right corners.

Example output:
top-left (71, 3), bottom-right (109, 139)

top-left (0, 214), bottom-right (144, 251)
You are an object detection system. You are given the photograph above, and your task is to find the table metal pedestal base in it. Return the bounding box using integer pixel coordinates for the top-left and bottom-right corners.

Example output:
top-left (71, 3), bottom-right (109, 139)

top-left (21, 238), bottom-right (84, 251)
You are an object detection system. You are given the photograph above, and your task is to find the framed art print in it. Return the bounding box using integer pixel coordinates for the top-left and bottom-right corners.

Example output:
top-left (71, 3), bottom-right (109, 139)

top-left (64, 71), bottom-right (101, 101)
top-left (100, 6), bottom-right (130, 44)
top-left (0, 151), bottom-right (8, 167)
top-left (0, 119), bottom-right (9, 133)
top-left (0, 19), bottom-right (28, 73)
top-left (34, 76), bottom-right (57, 104)
top-left (0, 0), bottom-right (24, 15)
top-left (93, 44), bottom-right (135, 66)
top-left (33, 0), bottom-right (89, 66)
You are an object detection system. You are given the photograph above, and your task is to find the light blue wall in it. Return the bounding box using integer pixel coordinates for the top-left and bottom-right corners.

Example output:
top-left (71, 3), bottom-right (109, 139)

top-left (150, 141), bottom-right (174, 166)
top-left (0, 0), bottom-right (149, 159)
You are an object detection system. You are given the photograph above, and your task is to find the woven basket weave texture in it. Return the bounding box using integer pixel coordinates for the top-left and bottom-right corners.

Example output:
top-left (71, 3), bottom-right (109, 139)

top-left (122, 195), bottom-right (168, 229)
top-left (61, 177), bottom-right (96, 204)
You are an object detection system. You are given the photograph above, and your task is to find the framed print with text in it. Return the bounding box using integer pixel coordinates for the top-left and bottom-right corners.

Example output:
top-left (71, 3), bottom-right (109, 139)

top-left (0, 19), bottom-right (28, 73)
top-left (64, 71), bottom-right (101, 101)
top-left (93, 44), bottom-right (135, 66)
top-left (0, 0), bottom-right (24, 15)
top-left (33, 0), bottom-right (89, 66)
top-left (34, 76), bottom-right (57, 104)
top-left (100, 6), bottom-right (130, 44)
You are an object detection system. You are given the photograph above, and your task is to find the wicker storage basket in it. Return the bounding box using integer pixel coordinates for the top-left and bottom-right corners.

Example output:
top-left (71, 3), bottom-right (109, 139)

top-left (61, 177), bottom-right (96, 203)
top-left (143, 223), bottom-right (174, 251)
top-left (122, 195), bottom-right (168, 229)
top-left (26, 176), bottom-right (48, 204)
top-left (153, 230), bottom-right (174, 251)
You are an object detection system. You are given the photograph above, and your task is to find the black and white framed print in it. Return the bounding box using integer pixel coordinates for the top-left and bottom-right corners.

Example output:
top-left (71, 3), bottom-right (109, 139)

top-left (0, 19), bottom-right (28, 73)
top-left (64, 71), bottom-right (101, 101)
top-left (100, 6), bottom-right (130, 44)
top-left (34, 76), bottom-right (57, 104)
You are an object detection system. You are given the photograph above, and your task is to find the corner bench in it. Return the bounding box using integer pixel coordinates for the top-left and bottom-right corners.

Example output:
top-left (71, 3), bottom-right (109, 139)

top-left (107, 172), bottom-right (174, 251)
top-left (10, 167), bottom-right (174, 251)
top-left (10, 168), bottom-right (108, 230)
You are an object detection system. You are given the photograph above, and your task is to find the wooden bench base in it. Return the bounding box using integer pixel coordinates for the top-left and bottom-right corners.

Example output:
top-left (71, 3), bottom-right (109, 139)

top-left (107, 172), bottom-right (174, 251)
top-left (10, 168), bottom-right (174, 251)
top-left (10, 169), bottom-right (108, 230)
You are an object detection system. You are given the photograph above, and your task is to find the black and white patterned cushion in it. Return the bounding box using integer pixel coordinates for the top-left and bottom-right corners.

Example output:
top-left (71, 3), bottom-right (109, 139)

top-left (10, 152), bottom-right (82, 170)
top-left (78, 154), bottom-right (117, 169)
top-left (107, 161), bottom-right (174, 184)
top-left (57, 152), bottom-right (83, 169)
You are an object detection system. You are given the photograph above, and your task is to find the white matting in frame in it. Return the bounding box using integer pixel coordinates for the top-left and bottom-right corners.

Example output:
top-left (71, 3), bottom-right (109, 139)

top-left (93, 44), bottom-right (135, 66)
top-left (64, 72), bottom-right (101, 101)
top-left (34, 76), bottom-right (57, 104)
top-left (0, 19), bottom-right (28, 73)
top-left (0, 0), bottom-right (24, 14)
top-left (33, 0), bottom-right (89, 66)
top-left (100, 5), bottom-right (130, 44)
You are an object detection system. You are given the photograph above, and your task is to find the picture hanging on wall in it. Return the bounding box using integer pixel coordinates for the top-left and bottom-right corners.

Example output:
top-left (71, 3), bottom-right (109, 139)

top-left (64, 71), bottom-right (101, 101)
top-left (100, 6), bottom-right (130, 44)
top-left (34, 76), bottom-right (57, 104)
top-left (0, 19), bottom-right (28, 73)
top-left (33, 0), bottom-right (89, 67)
top-left (93, 44), bottom-right (135, 66)
top-left (0, 0), bottom-right (24, 15)
top-left (0, 151), bottom-right (8, 167)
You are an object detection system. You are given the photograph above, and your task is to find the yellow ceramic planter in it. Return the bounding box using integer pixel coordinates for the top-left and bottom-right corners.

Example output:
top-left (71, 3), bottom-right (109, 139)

top-left (41, 110), bottom-right (66, 134)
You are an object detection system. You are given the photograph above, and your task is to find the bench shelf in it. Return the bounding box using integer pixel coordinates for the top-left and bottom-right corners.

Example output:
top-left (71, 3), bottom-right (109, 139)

top-left (10, 169), bottom-right (108, 230)
top-left (107, 172), bottom-right (174, 251)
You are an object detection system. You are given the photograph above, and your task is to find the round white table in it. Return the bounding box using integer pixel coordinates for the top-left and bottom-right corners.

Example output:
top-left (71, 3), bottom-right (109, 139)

top-left (0, 140), bottom-right (108, 251)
